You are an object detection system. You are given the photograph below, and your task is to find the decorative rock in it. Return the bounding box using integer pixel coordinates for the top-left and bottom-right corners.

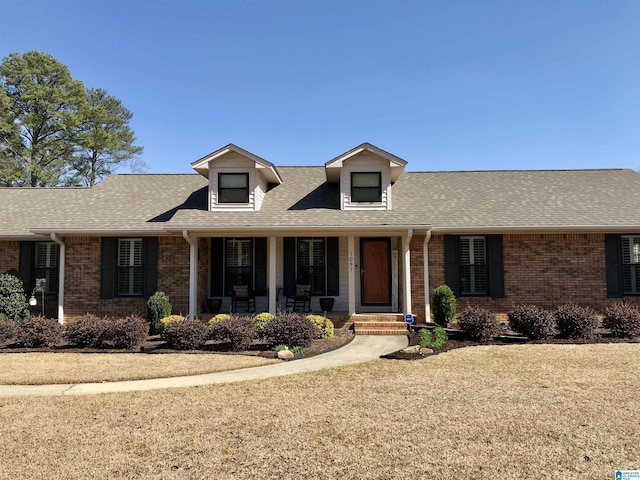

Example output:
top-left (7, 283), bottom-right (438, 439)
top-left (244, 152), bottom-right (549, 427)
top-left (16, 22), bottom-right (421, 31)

top-left (402, 345), bottom-right (422, 354)
top-left (277, 349), bottom-right (294, 360)
top-left (421, 348), bottom-right (434, 354)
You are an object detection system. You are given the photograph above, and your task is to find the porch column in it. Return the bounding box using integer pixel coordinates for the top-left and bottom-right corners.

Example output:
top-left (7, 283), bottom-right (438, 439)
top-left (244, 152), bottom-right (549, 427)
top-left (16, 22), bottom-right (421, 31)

top-left (51, 233), bottom-right (65, 324)
top-left (183, 231), bottom-right (198, 320)
top-left (348, 235), bottom-right (356, 316)
top-left (423, 230), bottom-right (432, 322)
top-left (403, 229), bottom-right (413, 315)
top-left (268, 236), bottom-right (277, 315)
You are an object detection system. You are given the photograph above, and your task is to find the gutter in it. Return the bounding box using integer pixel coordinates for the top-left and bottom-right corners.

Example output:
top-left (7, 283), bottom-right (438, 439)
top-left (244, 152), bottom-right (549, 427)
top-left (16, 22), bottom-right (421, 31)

top-left (50, 233), bottom-right (65, 324)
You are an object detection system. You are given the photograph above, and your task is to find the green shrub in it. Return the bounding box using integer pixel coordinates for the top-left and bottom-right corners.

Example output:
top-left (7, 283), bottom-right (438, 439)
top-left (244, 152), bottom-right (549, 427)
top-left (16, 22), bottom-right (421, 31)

top-left (0, 319), bottom-right (19, 343)
top-left (306, 314), bottom-right (334, 339)
top-left (253, 312), bottom-right (275, 335)
top-left (419, 327), bottom-right (447, 349)
top-left (432, 284), bottom-right (456, 327)
top-left (211, 316), bottom-right (256, 351)
top-left (107, 315), bottom-right (149, 349)
top-left (64, 314), bottom-right (107, 347)
top-left (458, 306), bottom-right (498, 342)
top-left (147, 291), bottom-right (172, 334)
top-left (290, 346), bottom-right (304, 354)
top-left (19, 316), bottom-right (63, 347)
top-left (159, 315), bottom-right (186, 335)
top-left (554, 304), bottom-right (598, 339)
top-left (0, 273), bottom-right (29, 322)
top-left (263, 312), bottom-right (315, 348)
top-left (508, 304), bottom-right (555, 339)
top-left (164, 319), bottom-right (210, 350)
top-left (274, 344), bottom-right (288, 352)
top-left (602, 302), bottom-right (640, 338)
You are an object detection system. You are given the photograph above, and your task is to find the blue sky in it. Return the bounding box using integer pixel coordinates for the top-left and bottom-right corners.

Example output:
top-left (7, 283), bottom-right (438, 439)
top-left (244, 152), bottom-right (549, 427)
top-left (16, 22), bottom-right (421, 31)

top-left (2, 0), bottom-right (640, 173)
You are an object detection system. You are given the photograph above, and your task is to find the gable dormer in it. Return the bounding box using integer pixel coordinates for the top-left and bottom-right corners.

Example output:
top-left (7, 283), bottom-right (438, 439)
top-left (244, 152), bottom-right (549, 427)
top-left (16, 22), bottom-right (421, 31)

top-left (192, 144), bottom-right (282, 211)
top-left (325, 143), bottom-right (407, 210)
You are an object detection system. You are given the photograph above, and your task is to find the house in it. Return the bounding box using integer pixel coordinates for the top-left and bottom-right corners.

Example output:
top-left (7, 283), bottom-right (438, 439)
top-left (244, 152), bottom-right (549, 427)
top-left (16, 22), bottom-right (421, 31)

top-left (2, 142), bottom-right (640, 334)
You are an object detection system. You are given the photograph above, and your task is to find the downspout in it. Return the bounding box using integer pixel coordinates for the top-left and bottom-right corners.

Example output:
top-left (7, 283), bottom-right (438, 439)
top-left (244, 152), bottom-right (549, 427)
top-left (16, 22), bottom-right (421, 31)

top-left (423, 229), bottom-right (432, 323)
top-left (403, 228), bottom-right (413, 315)
top-left (51, 233), bottom-right (65, 324)
top-left (182, 230), bottom-right (198, 320)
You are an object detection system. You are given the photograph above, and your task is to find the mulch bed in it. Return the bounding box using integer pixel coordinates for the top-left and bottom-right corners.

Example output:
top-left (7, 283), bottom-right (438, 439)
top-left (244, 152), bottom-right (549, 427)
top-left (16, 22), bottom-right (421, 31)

top-left (382, 328), bottom-right (640, 361)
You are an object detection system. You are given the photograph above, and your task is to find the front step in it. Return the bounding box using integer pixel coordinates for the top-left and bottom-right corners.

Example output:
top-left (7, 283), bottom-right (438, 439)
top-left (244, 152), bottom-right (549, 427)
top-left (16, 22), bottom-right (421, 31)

top-left (352, 314), bottom-right (408, 335)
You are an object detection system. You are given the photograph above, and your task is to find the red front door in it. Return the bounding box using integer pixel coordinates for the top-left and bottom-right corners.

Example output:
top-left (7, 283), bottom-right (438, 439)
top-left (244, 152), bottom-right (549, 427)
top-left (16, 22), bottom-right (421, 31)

top-left (360, 238), bottom-right (391, 305)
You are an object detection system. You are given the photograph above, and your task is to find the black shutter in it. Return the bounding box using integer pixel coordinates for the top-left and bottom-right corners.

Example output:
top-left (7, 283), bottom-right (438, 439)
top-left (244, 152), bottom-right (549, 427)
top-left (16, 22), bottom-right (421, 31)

top-left (210, 238), bottom-right (224, 296)
top-left (254, 237), bottom-right (267, 296)
top-left (444, 235), bottom-right (459, 296)
top-left (18, 241), bottom-right (35, 293)
top-left (605, 234), bottom-right (623, 298)
top-left (283, 237), bottom-right (296, 296)
top-left (487, 234), bottom-right (505, 299)
top-left (143, 237), bottom-right (159, 298)
top-left (100, 238), bottom-right (116, 299)
top-left (326, 237), bottom-right (339, 296)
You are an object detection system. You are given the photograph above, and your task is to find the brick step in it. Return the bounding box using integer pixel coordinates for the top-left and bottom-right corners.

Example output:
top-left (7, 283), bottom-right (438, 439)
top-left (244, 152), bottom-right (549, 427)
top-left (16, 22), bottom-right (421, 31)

top-left (353, 321), bottom-right (408, 329)
top-left (355, 328), bottom-right (408, 336)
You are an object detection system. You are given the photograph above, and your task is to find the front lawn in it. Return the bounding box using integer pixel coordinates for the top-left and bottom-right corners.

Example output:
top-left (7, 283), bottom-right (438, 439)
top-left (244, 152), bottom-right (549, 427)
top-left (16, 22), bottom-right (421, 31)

top-left (0, 343), bottom-right (638, 479)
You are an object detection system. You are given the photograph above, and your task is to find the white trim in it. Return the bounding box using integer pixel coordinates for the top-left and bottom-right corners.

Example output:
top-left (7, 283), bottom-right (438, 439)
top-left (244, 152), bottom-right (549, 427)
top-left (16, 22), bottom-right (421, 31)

top-left (348, 235), bottom-right (356, 316)
top-left (423, 231), bottom-right (431, 322)
top-left (268, 236), bottom-right (277, 315)
top-left (402, 229), bottom-right (413, 315)
top-left (182, 230), bottom-right (198, 320)
top-left (50, 233), bottom-right (65, 324)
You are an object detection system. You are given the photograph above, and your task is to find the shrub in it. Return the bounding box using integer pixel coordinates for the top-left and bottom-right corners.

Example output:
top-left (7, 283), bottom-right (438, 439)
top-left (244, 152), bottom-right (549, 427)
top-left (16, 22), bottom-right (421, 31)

top-left (211, 317), bottom-right (256, 351)
top-left (306, 314), bottom-right (334, 339)
top-left (107, 315), bottom-right (148, 349)
top-left (0, 272), bottom-right (29, 322)
top-left (432, 284), bottom-right (456, 327)
top-left (602, 302), bottom-right (640, 338)
top-left (64, 314), bottom-right (107, 347)
top-left (274, 344), bottom-right (288, 352)
top-left (253, 312), bottom-right (275, 335)
top-left (209, 313), bottom-right (231, 327)
top-left (159, 315), bottom-right (186, 335)
top-left (508, 304), bottom-right (555, 339)
top-left (164, 319), bottom-right (210, 350)
top-left (419, 326), bottom-right (448, 349)
top-left (290, 346), bottom-right (304, 354)
top-left (554, 304), bottom-right (598, 339)
top-left (263, 312), bottom-right (316, 348)
top-left (147, 292), bottom-right (172, 334)
top-left (19, 316), bottom-right (63, 347)
top-left (0, 319), bottom-right (19, 343)
top-left (458, 306), bottom-right (498, 342)
top-left (419, 329), bottom-right (432, 348)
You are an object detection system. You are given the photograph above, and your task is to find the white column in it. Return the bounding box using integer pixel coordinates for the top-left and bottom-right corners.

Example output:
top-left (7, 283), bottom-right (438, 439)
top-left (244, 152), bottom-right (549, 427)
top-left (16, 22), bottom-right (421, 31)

top-left (348, 235), bottom-right (356, 316)
top-left (423, 231), bottom-right (432, 322)
top-left (183, 231), bottom-right (198, 320)
top-left (51, 233), bottom-right (65, 324)
top-left (403, 229), bottom-right (413, 315)
top-left (268, 236), bottom-right (277, 315)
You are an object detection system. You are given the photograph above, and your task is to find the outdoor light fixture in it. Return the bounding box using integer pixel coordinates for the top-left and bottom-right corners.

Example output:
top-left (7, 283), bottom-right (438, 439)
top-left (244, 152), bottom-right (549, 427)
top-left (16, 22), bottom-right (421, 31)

top-left (28, 278), bottom-right (46, 316)
top-left (29, 295), bottom-right (37, 306)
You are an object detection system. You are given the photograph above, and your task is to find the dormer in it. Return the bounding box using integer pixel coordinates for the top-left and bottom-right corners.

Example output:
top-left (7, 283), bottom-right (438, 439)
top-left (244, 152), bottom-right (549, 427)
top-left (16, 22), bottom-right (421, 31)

top-left (192, 144), bottom-right (282, 211)
top-left (325, 143), bottom-right (407, 210)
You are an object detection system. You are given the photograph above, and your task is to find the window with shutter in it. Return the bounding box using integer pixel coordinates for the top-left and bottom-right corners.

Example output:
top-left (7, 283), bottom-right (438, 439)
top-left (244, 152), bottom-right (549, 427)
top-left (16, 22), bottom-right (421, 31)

top-left (225, 238), bottom-right (253, 295)
top-left (117, 239), bottom-right (143, 296)
top-left (34, 242), bottom-right (58, 294)
top-left (297, 238), bottom-right (326, 295)
top-left (621, 235), bottom-right (640, 295)
top-left (459, 236), bottom-right (487, 295)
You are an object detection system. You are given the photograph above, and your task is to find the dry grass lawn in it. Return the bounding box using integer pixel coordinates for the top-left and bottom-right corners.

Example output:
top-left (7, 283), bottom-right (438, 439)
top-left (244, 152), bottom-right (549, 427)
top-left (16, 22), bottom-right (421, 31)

top-left (0, 343), bottom-right (638, 479)
top-left (0, 353), bottom-right (277, 384)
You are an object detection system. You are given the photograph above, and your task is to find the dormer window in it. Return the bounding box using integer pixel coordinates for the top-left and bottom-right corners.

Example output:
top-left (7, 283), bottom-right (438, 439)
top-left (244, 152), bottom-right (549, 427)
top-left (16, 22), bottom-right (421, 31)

top-left (218, 173), bottom-right (249, 204)
top-left (351, 172), bottom-right (382, 202)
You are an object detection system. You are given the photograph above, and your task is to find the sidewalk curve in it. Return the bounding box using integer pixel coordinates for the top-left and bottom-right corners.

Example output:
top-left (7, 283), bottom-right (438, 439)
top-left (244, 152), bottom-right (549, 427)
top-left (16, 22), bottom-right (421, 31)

top-left (0, 335), bottom-right (407, 397)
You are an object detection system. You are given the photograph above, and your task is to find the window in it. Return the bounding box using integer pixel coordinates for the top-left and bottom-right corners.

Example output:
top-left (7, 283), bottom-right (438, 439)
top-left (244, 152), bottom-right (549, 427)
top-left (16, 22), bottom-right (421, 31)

top-left (225, 238), bottom-right (253, 295)
top-left (34, 242), bottom-right (58, 294)
top-left (297, 238), bottom-right (326, 296)
top-left (218, 173), bottom-right (249, 203)
top-left (351, 172), bottom-right (382, 202)
top-left (117, 239), bottom-right (143, 296)
top-left (459, 236), bottom-right (487, 295)
top-left (622, 235), bottom-right (640, 295)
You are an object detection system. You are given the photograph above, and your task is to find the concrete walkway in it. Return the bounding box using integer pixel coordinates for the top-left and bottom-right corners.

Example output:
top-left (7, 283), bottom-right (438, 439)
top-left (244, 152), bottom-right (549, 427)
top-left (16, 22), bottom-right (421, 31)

top-left (0, 335), bottom-right (407, 397)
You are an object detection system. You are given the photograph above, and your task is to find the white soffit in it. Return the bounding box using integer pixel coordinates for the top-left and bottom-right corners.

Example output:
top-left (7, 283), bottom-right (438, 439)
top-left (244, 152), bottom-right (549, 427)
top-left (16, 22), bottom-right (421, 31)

top-left (191, 144), bottom-right (283, 184)
top-left (324, 142), bottom-right (408, 183)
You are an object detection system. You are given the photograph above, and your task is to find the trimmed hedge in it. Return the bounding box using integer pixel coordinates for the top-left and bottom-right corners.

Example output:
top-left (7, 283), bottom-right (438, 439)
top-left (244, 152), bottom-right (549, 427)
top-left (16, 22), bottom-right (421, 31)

top-left (64, 314), bottom-right (148, 349)
top-left (108, 315), bottom-right (148, 349)
top-left (0, 319), bottom-right (19, 344)
top-left (19, 316), bottom-right (63, 347)
top-left (163, 319), bottom-right (210, 350)
top-left (0, 273), bottom-right (29, 322)
top-left (253, 312), bottom-right (274, 335)
top-left (306, 315), bottom-right (334, 339)
top-left (147, 291), bottom-right (172, 334)
top-left (432, 284), bottom-right (456, 327)
top-left (508, 304), bottom-right (555, 339)
top-left (64, 314), bottom-right (107, 347)
top-left (602, 302), bottom-right (640, 338)
top-left (263, 313), bottom-right (316, 348)
top-left (211, 317), bottom-right (256, 351)
top-left (159, 315), bottom-right (186, 335)
top-left (554, 304), bottom-right (598, 339)
top-left (458, 306), bottom-right (498, 342)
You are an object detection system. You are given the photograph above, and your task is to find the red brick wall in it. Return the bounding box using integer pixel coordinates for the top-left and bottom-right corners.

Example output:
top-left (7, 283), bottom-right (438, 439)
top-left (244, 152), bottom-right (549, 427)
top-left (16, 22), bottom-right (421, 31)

top-left (0, 241), bottom-right (19, 273)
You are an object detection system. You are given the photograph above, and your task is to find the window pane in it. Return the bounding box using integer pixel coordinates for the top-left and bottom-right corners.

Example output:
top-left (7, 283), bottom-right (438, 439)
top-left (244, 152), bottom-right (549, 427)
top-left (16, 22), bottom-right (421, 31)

top-left (219, 188), bottom-right (249, 203)
top-left (352, 173), bottom-right (380, 187)
top-left (220, 174), bottom-right (248, 188)
top-left (459, 237), bottom-right (487, 295)
top-left (351, 187), bottom-right (381, 202)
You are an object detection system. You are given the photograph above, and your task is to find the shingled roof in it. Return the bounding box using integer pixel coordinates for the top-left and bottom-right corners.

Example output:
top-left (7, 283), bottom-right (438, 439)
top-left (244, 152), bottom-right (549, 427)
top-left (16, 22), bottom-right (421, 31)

top-left (2, 167), bottom-right (640, 237)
